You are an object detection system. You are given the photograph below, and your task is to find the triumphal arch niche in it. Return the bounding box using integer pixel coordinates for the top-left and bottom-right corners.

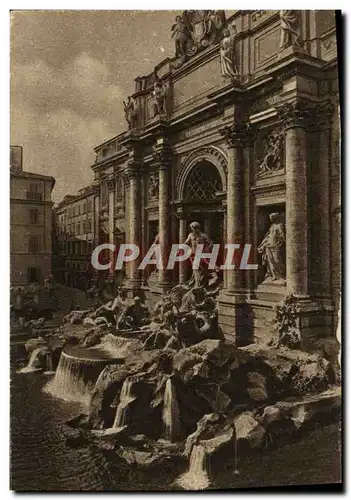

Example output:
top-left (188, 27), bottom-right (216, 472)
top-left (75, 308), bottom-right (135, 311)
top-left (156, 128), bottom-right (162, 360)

top-left (92, 10), bottom-right (340, 350)
top-left (176, 146), bottom-right (227, 280)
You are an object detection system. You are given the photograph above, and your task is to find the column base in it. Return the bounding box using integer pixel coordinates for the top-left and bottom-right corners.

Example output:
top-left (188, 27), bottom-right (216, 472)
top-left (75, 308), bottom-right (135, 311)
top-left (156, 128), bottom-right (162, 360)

top-left (125, 278), bottom-right (144, 299)
top-left (246, 295), bottom-right (335, 351)
top-left (218, 290), bottom-right (253, 346)
top-left (295, 297), bottom-right (335, 351)
top-left (255, 282), bottom-right (287, 302)
top-left (278, 44), bottom-right (308, 59)
top-left (157, 281), bottom-right (174, 293)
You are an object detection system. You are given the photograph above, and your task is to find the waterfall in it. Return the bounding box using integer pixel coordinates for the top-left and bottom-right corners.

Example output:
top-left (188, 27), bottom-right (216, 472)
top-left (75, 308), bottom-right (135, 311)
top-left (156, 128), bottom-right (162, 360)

top-left (113, 378), bottom-right (135, 429)
top-left (44, 352), bottom-right (55, 375)
top-left (176, 444), bottom-right (210, 490)
top-left (18, 347), bottom-right (46, 373)
top-left (44, 346), bottom-right (114, 406)
top-left (162, 377), bottom-right (181, 442)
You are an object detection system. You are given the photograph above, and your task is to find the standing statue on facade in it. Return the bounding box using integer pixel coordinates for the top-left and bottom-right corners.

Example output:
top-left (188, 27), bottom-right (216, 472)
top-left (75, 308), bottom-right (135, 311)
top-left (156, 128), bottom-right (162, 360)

top-left (279, 10), bottom-right (303, 49)
top-left (220, 23), bottom-right (239, 81)
top-left (258, 213), bottom-right (286, 283)
top-left (123, 96), bottom-right (138, 129)
top-left (204, 11), bottom-right (227, 42)
top-left (171, 11), bottom-right (227, 69)
top-left (171, 14), bottom-right (194, 59)
top-left (152, 75), bottom-right (167, 117)
top-left (184, 221), bottom-right (219, 288)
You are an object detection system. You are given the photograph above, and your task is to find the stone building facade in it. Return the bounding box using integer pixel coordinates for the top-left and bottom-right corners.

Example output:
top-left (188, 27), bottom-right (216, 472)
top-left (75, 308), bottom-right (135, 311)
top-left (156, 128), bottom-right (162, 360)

top-left (53, 186), bottom-right (96, 290)
top-left (89, 10), bottom-right (340, 347)
top-left (10, 146), bottom-right (55, 285)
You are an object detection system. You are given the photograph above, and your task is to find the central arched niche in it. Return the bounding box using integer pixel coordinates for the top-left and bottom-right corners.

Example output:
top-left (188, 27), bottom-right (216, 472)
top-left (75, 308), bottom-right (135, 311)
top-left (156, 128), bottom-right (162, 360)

top-left (176, 146), bottom-right (227, 201)
top-left (183, 160), bottom-right (222, 202)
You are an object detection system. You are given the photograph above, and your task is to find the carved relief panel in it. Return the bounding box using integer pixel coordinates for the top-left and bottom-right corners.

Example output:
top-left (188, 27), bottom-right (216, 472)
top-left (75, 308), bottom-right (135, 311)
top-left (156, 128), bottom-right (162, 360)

top-left (148, 171), bottom-right (159, 202)
top-left (255, 128), bottom-right (285, 180)
top-left (115, 176), bottom-right (125, 217)
top-left (100, 179), bottom-right (108, 211)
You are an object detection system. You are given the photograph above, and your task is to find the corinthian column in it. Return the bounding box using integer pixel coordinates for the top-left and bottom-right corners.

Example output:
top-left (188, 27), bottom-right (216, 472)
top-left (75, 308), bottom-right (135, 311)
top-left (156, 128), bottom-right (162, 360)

top-left (153, 146), bottom-right (172, 290)
top-left (178, 209), bottom-right (187, 284)
top-left (220, 123), bottom-right (249, 295)
top-left (107, 178), bottom-right (115, 275)
top-left (278, 102), bottom-right (311, 297)
top-left (313, 102), bottom-right (333, 296)
top-left (124, 159), bottom-right (141, 288)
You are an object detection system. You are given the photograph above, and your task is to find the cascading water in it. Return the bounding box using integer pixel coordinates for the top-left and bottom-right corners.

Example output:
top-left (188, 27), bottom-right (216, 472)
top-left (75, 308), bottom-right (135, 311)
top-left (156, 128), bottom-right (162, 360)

top-left (44, 352), bottom-right (55, 375)
top-left (18, 347), bottom-right (47, 373)
top-left (44, 345), bottom-right (119, 406)
top-left (113, 378), bottom-right (135, 429)
top-left (176, 443), bottom-right (210, 490)
top-left (162, 377), bottom-right (181, 442)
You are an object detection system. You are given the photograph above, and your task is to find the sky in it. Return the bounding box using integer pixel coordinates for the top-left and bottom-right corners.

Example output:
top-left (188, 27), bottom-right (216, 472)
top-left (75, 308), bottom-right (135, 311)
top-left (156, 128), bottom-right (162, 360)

top-left (10, 10), bottom-right (180, 202)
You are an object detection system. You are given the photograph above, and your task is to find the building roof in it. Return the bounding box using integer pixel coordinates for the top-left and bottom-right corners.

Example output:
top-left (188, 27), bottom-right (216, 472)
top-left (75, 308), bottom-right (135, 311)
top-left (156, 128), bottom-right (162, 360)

top-left (10, 169), bottom-right (56, 189)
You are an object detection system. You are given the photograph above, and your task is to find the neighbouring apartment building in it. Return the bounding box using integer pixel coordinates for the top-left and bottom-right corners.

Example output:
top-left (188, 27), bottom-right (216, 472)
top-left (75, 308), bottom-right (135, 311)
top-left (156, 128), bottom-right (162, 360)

top-left (53, 186), bottom-right (96, 290)
top-left (10, 146), bottom-right (55, 285)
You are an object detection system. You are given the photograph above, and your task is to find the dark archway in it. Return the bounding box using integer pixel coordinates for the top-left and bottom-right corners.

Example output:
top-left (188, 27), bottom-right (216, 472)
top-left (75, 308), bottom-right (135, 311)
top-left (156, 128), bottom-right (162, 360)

top-left (183, 160), bottom-right (223, 202)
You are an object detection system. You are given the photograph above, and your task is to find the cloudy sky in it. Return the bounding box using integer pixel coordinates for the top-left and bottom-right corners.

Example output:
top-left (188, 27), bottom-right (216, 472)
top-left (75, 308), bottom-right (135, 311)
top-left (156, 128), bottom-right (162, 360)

top-left (10, 10), bottom-right (180, 202)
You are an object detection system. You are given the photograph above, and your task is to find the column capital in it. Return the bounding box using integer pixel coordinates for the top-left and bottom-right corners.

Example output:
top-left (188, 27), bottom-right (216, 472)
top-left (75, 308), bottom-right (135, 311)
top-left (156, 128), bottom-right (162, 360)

top-left (220, 122), bottom-right (252, 148)
top-left (152, 146), bottom-right (172, 170)
top-left (123, 159), bottom-right (140, 184)
top-left (107, 177), bottom-right (115, 191)
top-left (277, 101), bottom-right (314, 131)
top-left (311, 101), bottom-right (334, 131)
top-left (176, 208), bottom-right (187, 220)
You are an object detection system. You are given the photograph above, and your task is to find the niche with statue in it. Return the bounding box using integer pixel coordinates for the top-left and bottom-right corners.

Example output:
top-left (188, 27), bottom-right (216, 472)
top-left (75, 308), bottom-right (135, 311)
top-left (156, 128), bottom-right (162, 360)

top-left (256, 204), bottom-right (286, 287)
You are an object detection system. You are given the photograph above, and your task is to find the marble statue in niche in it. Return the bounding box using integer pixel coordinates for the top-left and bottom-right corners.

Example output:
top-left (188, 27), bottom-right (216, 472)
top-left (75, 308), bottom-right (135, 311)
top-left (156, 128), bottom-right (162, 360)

top-left (220, 22), bottom-right (239, 81)
top-left (279, 10), bottom-right (303, 49)
top-left (258, 213), bottom-right (286, 284)
top-left (257, 131), bottom-right (284, 178)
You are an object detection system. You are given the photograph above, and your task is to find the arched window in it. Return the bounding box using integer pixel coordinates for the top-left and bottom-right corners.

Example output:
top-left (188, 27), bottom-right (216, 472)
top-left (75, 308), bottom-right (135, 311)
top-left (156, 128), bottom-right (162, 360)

top-left (184, 162), bottom-right (222, 202)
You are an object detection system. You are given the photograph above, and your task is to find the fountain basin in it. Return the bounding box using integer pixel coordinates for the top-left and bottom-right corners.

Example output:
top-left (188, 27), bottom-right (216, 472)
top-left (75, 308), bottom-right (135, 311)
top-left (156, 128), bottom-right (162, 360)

top-left (44, 345), bottom-right (122, 405)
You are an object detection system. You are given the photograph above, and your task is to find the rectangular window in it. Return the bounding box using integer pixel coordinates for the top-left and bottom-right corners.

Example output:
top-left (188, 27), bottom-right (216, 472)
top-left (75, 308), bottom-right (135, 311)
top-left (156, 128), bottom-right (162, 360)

top-left (29, 208), bottom-right (39, 224)
top-left (28, 267), bottom-right (41, 283)
top-left (28, 235), bottom-right (40, 253)
top-left (26, 184), bottom-right (43, 201)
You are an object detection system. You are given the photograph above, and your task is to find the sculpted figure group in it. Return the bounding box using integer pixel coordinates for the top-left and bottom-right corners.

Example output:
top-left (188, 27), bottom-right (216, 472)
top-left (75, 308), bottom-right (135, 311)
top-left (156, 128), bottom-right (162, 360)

top-left (171, 10), bottom-right (228, 69)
